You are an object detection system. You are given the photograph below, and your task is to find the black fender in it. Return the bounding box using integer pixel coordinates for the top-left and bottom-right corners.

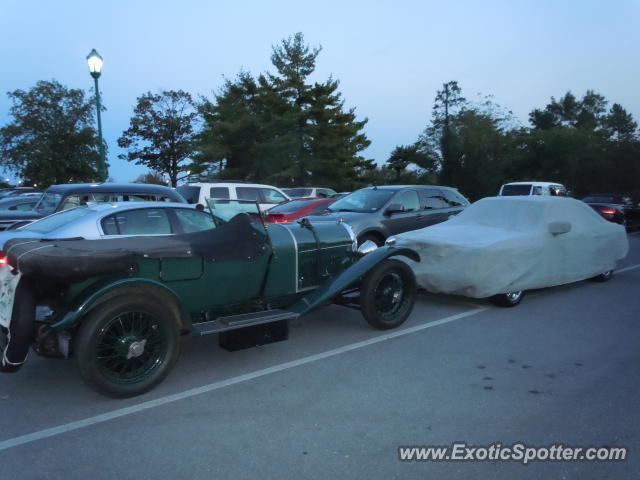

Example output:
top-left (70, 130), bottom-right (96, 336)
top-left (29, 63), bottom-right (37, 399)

top-left (1, 279), bottom-right (36, 373)
top-left (290, 245), bottom-right (419, 315)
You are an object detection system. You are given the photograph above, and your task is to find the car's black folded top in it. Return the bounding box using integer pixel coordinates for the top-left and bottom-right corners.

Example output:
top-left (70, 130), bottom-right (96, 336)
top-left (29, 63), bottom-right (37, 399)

top-left (3, 213), bottom-right (268, 282)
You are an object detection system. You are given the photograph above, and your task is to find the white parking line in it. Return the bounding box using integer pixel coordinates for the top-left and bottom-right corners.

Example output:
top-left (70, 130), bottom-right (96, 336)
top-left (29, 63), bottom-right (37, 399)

top-left (0, 306), bottom-right (489, 453)
top-left (616, 263), bottom-right (640, 274)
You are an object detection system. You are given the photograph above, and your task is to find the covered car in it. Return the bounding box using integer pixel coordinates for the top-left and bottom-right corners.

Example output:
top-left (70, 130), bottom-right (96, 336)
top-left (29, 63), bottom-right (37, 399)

top-left (393, 196), bottom-right (628, 303)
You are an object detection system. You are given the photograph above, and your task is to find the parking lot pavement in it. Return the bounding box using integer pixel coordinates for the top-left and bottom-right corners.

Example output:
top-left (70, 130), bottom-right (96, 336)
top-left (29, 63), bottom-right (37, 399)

top-left (1, 232), bottom-right (639, 479)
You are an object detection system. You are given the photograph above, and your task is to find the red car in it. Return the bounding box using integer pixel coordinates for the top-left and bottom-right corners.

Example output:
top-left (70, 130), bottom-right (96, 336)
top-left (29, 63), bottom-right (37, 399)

top-left (265, 197), bottom-right (335, 223)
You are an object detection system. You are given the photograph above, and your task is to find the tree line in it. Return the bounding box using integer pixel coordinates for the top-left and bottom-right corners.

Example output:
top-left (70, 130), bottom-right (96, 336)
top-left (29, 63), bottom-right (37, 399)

top-left (1, 33), bottom-right (639, 201)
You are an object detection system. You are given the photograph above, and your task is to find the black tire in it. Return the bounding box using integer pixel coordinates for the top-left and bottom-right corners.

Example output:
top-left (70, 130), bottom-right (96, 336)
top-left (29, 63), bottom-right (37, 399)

top-left (590, 269), bottom-right (613, 282)
top-left (0, 279), bottom-right (36, 373)
top-left (75, 295), bottom-right (181, 397)
top-left (360, 259), bottom-right (416, 330)
top-left (489, 291), bottom-right (524, 308)
top-left (357, 233), bottom-right (383, 247)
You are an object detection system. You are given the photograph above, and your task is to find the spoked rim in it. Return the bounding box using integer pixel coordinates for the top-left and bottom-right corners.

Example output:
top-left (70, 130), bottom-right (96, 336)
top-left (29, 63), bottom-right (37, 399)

top-left (95, 311), bottom-right (168, 384)
top-left (373, 272), bottom-right (409, 321)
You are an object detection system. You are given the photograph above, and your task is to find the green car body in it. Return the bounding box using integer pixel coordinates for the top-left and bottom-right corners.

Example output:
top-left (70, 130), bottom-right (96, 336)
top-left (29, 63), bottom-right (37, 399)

top-left (0, 201), bottom-right (419, 397)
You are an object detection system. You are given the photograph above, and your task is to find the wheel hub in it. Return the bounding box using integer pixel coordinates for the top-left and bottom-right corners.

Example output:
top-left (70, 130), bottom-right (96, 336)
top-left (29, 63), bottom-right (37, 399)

top-left (126, 339), bottom-right (147, 360)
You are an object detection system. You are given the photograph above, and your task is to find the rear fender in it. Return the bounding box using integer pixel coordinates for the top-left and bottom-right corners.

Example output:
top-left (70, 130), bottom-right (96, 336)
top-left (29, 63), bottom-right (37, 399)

top-left (290, 246), bottom-right (419, 315)
top-left (51, 278), bottom-right (187, 331)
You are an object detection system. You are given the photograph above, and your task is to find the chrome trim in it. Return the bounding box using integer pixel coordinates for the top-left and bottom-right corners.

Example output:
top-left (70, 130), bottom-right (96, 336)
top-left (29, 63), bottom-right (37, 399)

top-left (279, 224), bottom-right (299, 293)
top-left (340, 222), bottom-right (358, 252)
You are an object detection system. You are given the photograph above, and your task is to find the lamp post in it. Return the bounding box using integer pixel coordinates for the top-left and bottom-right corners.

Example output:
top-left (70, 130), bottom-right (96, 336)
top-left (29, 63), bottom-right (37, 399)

top-left (86, 49), bottom-right (108, 182)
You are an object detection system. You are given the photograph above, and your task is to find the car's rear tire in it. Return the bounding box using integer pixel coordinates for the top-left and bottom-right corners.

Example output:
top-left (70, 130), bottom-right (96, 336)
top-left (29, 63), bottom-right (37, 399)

top-left (590, 269), bottom-right (613, 282)
top-left (489, 291), bottom-right (524, 308)
top-left (360, 259), bottom-right (416, 330)
top-left (0, 279), bottom-right (36, 373)
top-left (75, 295), bottom-right (181, 397)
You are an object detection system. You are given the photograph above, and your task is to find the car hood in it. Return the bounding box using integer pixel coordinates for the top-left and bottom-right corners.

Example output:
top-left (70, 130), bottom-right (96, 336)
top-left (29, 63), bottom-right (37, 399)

top-left (304, 210), bottom-right (371, 223)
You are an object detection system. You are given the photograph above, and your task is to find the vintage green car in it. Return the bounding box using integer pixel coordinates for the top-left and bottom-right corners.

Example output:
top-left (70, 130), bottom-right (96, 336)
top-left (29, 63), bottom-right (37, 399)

top-left (0, 200), bottom-right (419, 397)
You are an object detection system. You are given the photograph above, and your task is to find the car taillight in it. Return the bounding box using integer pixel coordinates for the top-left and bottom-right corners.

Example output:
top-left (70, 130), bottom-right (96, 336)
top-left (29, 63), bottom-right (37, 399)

top-left (0, 256), bottom-right (6, 265)
top-left (266, 214), bottom-right (287, 223)
top-left (599, 207), bottom-right (616, 215)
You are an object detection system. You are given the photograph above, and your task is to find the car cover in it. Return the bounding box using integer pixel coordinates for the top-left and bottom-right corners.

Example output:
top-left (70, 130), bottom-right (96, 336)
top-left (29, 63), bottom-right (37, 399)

top-left (394, 197), bottom-right (629, 298)
top-left (2, 213), bottom-right (268, 282)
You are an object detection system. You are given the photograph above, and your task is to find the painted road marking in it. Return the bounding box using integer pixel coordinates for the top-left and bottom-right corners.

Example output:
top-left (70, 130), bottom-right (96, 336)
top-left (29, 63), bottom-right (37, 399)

top-left (0, 306), bottom-right (489, 452)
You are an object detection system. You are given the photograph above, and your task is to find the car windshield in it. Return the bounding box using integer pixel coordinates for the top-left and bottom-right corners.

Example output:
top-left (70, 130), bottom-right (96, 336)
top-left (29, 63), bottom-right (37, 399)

top-left (328, 189), bottom-right (395, 213)
top-left (19, 206), bottom-right (94, 234)
top-left (34, 192), bottom-right (63, 213)
top-left (501, 184), bottom-right (532, 196)
top-left (283, 188), bottom-right (312, 197)
top-left (207, 198), bottom-right (261, 222)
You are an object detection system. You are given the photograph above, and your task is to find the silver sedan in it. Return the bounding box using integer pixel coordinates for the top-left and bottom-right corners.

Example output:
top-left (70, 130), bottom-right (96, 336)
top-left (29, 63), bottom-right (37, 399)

top-left (0, 202), bottom-right (216, 249)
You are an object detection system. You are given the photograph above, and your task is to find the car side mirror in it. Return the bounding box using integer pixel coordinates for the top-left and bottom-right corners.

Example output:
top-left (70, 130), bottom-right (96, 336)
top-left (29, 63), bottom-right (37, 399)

top-left (548, 221), bottom-right (572, 235)
top-left (384, 204), bottom-right (405, 216)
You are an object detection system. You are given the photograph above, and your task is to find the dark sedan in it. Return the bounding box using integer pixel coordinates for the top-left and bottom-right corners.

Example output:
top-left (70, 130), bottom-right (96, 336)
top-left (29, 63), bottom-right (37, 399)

top-left (0, 183), bottom-right (185, 230)
top-left (305, 185), bottom-right (469, 246)
top-left (582, 193), bottom-right (640, 230)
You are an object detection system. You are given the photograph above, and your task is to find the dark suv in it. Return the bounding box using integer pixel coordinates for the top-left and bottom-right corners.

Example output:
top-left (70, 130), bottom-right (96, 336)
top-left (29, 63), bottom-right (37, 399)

top-left (306, 185), bottom-right (469, 245)
top-left (0, 183), bottom-right (185, 230)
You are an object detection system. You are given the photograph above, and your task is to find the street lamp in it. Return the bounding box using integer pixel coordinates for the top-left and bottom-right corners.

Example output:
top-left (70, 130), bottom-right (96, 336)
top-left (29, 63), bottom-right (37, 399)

top-left (86, 48), bottom-right (108, 182)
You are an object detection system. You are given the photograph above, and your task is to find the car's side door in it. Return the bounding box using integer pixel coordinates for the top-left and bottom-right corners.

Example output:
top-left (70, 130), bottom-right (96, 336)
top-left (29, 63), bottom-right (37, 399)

top-left (417, 189), bottom-right (450, 227)
top-left (380, 189), bottom-right (423, 235)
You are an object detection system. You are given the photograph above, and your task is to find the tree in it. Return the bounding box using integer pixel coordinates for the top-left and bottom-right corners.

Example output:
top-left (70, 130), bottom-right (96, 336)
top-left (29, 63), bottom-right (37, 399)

top-left (133, 171), bottom-right (168, 185)
top-left (386, 144), bottom-right (435, 182)
top-left (118, 90), bottom-right (198, 187)
top-left (195, 33), bottom-right (370, 190)
top-left (0, 79), bottom-right (101, 187)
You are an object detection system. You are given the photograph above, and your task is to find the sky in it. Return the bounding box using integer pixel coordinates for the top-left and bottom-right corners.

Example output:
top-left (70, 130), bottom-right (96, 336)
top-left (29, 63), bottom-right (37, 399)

top-left (1, 0), bottom-right (638, 183)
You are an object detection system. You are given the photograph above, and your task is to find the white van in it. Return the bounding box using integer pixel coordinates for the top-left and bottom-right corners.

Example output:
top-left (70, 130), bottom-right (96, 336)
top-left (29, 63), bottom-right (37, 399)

top-left (177, 182), bottom-right (291, 211)
top-left (499, 182), bottom-right (568, 197)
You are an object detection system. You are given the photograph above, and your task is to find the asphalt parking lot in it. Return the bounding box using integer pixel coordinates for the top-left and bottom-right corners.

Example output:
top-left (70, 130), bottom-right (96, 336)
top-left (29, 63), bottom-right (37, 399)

top-left (1, 232), bottom-right (639, 479)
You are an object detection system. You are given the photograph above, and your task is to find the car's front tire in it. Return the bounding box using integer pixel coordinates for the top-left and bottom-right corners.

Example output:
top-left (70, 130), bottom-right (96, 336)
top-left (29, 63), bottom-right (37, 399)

top-left (489, 291), bottom-right (524, 308)
top-left (75, 295), bottom-right (181, 397)
top-left (360, 259), bottom-right (416, 330)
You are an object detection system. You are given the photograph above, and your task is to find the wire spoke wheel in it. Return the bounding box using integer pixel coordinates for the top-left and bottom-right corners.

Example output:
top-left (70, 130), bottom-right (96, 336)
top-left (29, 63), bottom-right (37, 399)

top-left (76, 295), bottom-right (180, 397)
top-left (94, 311), bottom-right (167, 384)
top-left (360, 259), bottom-right (417, 330)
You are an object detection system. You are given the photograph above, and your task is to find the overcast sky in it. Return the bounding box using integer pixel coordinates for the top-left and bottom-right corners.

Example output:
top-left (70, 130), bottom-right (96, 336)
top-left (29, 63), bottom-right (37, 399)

top-left (1, 0), bottom-right (638, 183)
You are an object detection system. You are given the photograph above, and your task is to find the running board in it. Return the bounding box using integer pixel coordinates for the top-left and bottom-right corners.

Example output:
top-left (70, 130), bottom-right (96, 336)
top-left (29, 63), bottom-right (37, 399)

top-left (191, 309), bottom-right (299, 336)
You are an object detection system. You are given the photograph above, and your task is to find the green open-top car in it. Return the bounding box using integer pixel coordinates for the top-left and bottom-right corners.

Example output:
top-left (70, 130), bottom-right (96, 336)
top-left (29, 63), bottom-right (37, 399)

top-left (0, 200), bottom-right (419, 397)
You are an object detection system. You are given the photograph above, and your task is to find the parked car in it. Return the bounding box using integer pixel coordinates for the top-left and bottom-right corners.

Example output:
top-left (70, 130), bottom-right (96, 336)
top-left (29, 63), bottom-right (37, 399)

top-left (177, 182), bottom-right (290, 211)
top-left (265, 197), bottom-right (335, 223)
top-left (0, 193), bottom-right (42, 211)
top-left (0, 183), bottom-right (185, 231)
top-left (582, 193), bottom-right (640, 230)
top-left (0, 187), bottom-right (41, 199)
top-left (0, 202), bottom-right (216, 249)
top-left (499, 182), bottom-right (568, 196)
top-left (281, 187), bottom-right (337, 198)
top-left (0, 199), bottom-right (419, 397)
top-left (305, 185), bottom-right (469, 246)
top-left (393, 196), bottom-right (628, 307)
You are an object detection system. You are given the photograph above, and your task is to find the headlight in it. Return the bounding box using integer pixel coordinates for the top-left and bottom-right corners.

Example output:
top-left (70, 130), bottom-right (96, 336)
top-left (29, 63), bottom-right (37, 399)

top-left (357, 240), bottom-right (378, 256)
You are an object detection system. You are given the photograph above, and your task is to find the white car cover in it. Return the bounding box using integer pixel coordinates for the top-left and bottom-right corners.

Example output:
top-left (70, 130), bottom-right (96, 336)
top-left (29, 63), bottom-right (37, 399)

top-left (394, 196), bottom-right (629, 298)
